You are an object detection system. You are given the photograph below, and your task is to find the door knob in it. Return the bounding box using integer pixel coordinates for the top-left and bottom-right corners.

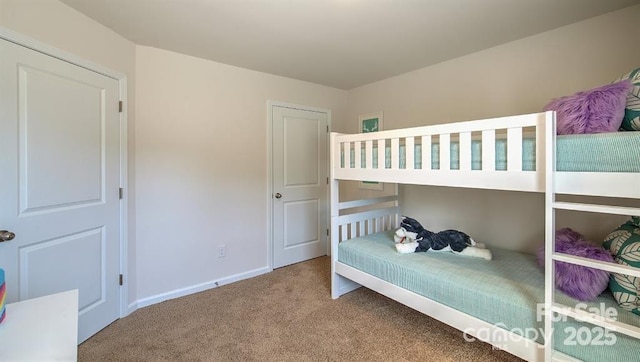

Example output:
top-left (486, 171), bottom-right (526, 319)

top-left (0, 230), bottom-right (15, 242)
top-left (274, 193), bottom-right (282, 199)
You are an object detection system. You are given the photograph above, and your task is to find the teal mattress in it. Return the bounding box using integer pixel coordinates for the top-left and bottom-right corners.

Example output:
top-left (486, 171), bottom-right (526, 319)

top-left (345, 131), bottom-right (640, 172)
top-left (338, 231), bottom-right (640, 361)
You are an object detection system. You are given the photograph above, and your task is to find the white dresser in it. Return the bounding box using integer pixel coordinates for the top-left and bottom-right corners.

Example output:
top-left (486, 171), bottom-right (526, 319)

top-left (0, 290), bottom-right (78, 361)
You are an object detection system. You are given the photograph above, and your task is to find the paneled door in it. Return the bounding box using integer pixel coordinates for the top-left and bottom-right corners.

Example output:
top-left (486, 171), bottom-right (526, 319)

top-left (0, 38), bottom-right (121, 343)
top-left (272, 105), bottom-right (328, 268)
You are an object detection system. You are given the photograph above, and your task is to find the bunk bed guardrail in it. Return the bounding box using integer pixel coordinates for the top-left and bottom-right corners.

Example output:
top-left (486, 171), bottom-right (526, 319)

top-left (333, 112), bottom-right (548, 192)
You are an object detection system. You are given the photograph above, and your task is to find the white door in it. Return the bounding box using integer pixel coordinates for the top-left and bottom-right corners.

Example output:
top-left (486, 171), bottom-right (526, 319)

top-left (0, 39), bottom-right (121, 343)
top-left (272, 105), bottom-right (328, 268)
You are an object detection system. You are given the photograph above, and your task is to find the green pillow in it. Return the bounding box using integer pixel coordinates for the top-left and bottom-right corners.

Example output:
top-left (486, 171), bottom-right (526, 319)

top-left (602, 216), bottom-right (640, 315)
top-left (615, 67), bottom-right (640, 131)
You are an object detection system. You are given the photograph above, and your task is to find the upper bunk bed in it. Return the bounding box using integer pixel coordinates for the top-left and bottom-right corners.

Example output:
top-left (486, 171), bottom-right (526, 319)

top-left (330, 111), bottom-right (640, 199)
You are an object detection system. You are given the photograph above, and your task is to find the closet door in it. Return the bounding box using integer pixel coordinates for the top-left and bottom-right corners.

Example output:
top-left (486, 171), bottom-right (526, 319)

top-left (272, 105), bottom-right (328, 268)
top-left (0, 38), bottom-right (121, 343)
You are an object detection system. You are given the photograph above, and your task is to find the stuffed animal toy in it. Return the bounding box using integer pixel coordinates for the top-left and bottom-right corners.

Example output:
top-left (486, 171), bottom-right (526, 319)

top-left (394, 216), bottom-right (492, 260)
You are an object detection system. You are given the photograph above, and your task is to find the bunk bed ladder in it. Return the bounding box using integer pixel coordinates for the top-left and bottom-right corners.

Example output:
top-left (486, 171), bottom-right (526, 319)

top-left (545, 113), bottom-right (640, 361)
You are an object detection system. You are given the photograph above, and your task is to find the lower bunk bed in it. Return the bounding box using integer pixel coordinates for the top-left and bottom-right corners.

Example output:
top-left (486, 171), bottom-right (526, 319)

top-left (334, 227), bottom-right (640, 361)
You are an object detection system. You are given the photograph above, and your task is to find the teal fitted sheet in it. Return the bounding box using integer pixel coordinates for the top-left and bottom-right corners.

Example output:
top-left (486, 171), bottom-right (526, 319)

top-left (345, 131), bottom-right (640, 172)
top-left (337, 231), bottom-right (640, 361)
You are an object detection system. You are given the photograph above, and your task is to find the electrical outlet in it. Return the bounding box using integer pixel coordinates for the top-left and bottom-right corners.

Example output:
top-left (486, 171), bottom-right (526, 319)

top-left (217, 245), bottom-right (226, 258)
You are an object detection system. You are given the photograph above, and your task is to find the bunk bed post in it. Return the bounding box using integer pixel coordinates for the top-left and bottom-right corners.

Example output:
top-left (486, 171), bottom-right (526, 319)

top-left (543, 111), bottom-right (557, 361)
top-left (330, 132), bottom-right (361, 299)
top-left (330, 132), bottom-right (341, 299)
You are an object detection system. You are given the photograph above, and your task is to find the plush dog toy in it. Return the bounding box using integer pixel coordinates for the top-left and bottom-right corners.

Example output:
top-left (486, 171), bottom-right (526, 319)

top-left (394, 216), bottom-right (492, 260)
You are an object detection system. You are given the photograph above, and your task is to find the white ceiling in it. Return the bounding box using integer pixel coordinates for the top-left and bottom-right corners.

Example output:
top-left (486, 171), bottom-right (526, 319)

top-left (60, 0), bottom-right (640, 90)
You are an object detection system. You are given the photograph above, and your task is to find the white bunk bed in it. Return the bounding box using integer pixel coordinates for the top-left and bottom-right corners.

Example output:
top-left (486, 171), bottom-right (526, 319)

top-left (329, 111), bottom-right (640, 361)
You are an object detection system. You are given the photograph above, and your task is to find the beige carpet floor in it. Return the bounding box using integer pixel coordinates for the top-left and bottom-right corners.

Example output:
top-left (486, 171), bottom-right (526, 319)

top-left (79, 256), bottom-right (523, 361)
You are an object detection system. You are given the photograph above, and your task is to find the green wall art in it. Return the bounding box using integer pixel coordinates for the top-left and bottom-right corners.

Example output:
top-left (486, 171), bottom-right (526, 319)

top-left (358, 112), bottom-right (384, 191)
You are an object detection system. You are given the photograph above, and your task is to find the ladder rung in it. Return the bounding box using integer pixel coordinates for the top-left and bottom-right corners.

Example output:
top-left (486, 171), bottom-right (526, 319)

top-left (551, 302), bottom-right (640, 339)
top-left (550, 350), bottom-right (581, 362)
top-left (552, 202), bottom-right (640, 216)
top-left (552, 253), bottom-right (640, 278)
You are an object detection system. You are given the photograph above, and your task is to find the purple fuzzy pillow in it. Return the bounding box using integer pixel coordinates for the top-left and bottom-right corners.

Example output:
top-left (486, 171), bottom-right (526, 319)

top-left (537, 228), bottom-right (615, 301)
top-left (543, 80), bottom-right (631, 135)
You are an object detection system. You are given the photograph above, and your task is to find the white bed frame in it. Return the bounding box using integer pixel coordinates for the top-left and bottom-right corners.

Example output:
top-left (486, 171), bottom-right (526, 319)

top-left (329, 111), bottom-right (640, 361)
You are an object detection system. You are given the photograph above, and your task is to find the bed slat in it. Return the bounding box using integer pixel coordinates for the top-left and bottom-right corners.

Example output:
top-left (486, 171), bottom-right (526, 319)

top-left (482, 130), bottom-right (496, 171)
top-left (343, 142), bottom-right (351, 169)
top-left (365, 140), bottom-right (373, 169)
top-left (405, 137), bottom-right (415, 170)
top-left (391, 138), bottom-right (400, 170)
top-left (378, 139), bottom-right (385, 169)
top-left (507, 127), bottom-right (523, 171)
top-left (421, 135), bottom-right (431, 170)
top-left (459, 131), bottom-right (471, 171)
top-left (439, 134), bottom-right (450, 171)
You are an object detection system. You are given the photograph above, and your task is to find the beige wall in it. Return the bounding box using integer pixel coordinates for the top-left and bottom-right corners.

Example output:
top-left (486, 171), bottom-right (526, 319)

top-left (345, 5), bottom-right (640, 253)
top-left (135, 46), bottom-right (347, 300)
top-left (0, 0), bottom-right (139, 306)
top-left (0, 0), bottom-right (348, 307)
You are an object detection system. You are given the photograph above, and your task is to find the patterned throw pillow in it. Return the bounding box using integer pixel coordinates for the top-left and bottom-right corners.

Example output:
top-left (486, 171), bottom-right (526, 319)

top-left (615, 67), bottom-right (640, 131)
top-left (602, 217), bottom-right (640, 315)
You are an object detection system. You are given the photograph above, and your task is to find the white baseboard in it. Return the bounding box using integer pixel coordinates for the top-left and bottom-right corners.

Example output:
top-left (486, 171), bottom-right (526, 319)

top-left (127, 301), bottom-right (138, 316)
top-left (132, 266), bottom-right (272, 310)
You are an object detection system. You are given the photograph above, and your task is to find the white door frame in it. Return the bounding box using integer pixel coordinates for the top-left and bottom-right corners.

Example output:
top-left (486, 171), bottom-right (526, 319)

top-left (0, 27), bottom-right (130, 318)
top-left (266, 100), bottom-right (332, 270)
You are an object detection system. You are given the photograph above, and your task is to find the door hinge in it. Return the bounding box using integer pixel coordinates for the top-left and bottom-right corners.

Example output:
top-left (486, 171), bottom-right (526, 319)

top-left (326, 125), bottom-right (329, 132)
top-left (327, 228), bottom-right (329, 236)
top-left (118, 101), bottom-right (123, 113)
top-left (119, 274), bottom-right (124, 286)
top-left (119, 188), bottom-right (124, 199)
top-left (327, 177), bottom-right (329, 184)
